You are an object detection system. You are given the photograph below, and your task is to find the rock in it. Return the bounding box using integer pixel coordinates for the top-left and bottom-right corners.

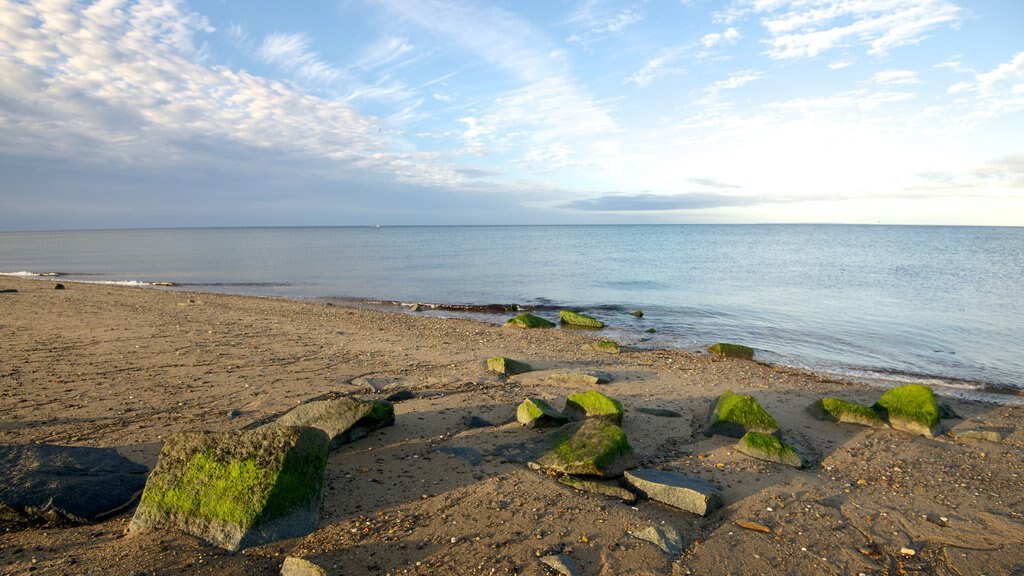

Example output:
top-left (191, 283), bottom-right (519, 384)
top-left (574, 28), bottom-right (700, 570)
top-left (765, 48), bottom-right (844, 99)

top-left (736, 520), bottom-right (772, 533)
top-left (623, 469), bottom-right (722, 516)
top-left (547, 372), bottom-right (609, 386)
top-left (558, 475), bottom-right (637, 504)
top-left (645, 328), bottom-right (656, 333)
top-left (267, 398), bottom-right (394, 450)
top-left (636, 407), bottom-right (682, 418)
top-left (0, 288), bottom-right (17, 293)
top-left (704, 391), bottom-right (779, 438)
top-left (385, 390), bottom-right (416, 403)
top-left (538, 553), bottom-right (581, 576)
top-left (806, 398), bottom-right (884, 428)
top-left (487, 356), bottom-right (532, 376)
top-left (630, 310), bottom-right (644, 317)
top-left (53, 283), bottom-right (65, 290)
top-left (872, 384), bottom-right (943, 438)
top-left (463, 415), bottom-right (493, 429)
top-left (533, 420), bottom-right (636, 478)
top-left (517, 398), bottom-right (570, 428)
top-left (281, 556), bottom-right (328, 576)
top-left (629, 524), bottom-right (683, 556)
top-left (948, 428), bottom-right (1004, 443)
top-left (0, 444), bottom-right (149, 524)
top-left (504, 313), bottom-right (555, 328)
top-left (227, 408), bottom-right (243, 420)
top-left (735, 432), bottom-right (806, 468)
top-left (938, 403), bottom-right (962, 420)
top-left (583, 340), bottom-right (621, 354)
top-left (129, 426), bottom-right (329, 551)
top-left (559, 310), bottom-right (605, 328)
top-left (409, 303), bottom-right (422, 312)
top-left (900, 547), bottom-right (916, 556)
top-left (707, 342), bottom-right (754, 360)
top-left (563, 390), bottom-right (624, 424)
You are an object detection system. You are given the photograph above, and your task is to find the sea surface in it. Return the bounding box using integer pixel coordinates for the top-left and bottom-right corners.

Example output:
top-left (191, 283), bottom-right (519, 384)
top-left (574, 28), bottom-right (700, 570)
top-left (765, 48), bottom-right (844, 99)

top-left (2, 225), bottom-right (1022, 403)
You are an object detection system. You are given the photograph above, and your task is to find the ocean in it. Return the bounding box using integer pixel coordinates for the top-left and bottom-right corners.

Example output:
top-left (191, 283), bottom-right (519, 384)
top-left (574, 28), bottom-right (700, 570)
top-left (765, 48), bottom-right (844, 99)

top-left (2, 225), bottom-right (1022, 403)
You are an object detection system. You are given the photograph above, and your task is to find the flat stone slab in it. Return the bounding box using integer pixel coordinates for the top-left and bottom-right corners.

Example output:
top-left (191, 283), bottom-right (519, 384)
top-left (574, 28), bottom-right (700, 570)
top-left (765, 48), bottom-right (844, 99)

top-left (0, 444), bottom-right (148, 524)
top-left (630, 524), bottom-right (684, 556)
top-left (130, 426), bottom-right (329, 552)
top-left (558, 475), bottom-right (637, 504)
top-left (623, 469), bottom-right (722, 516)
top-left (268, 397), bottom-right (394, 450)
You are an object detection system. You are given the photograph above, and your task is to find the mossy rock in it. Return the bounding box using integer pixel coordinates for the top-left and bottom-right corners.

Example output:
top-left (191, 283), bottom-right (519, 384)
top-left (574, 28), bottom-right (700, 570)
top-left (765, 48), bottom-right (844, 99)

top-left (129, 426), bottom-right (329, 551)
top-left (487, 356), bottom-right (532, 376)
top-left (806, 398), bottom-right (885, 428)
top-left (707, 343), bottom-right (754, 360)
top-left (872, 384), bottom-right (943, 438)
top-left (517, 397), bottom-right (569, 429)
top-left (630, 310), bottom-right (644, 317)
top-left (736, 432), bottom-right (806, 468)
top-left (563, 390), bottom-right (624, 424)
top-left (584, 340), bottom-right (621, 354)
top-left (504, 313), bottom-right (555, 329)
top-left (533, 419), bottom-right (636, 478)
top-left (559, 310), bottom-right (605, 328)
top-left (705, 391), bottom-right (779, 438)
top-left (268, 398), bottom-right (394, 450)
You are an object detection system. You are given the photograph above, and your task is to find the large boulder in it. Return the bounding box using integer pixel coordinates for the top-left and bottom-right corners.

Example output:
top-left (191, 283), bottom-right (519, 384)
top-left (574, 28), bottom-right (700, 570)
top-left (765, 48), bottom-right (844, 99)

top-left (735, 432), bottom-right (806, 468)
top-left (487, 356), bottom-right (532, 376)
top-left (559, 310), bottom-right (605, 328)
top-left (268, 398), bottom-right (394, 450)
top-left (806, 398), bottom-right (885, 428)
top-left (707, 343), bottom-right (754, 360)
top-left (130, 426), bottom-right (329, 552)
top-left (516, 397), bottom-right (569, 428)
top-left (623, 469), bottom-right (722, 516)
top-left (563, 390), bottom-right (624, 424)
top-left (0, 444), bottom-right (148, 524)
top-left (504, 313), bottom-right (554, 328)
top-left (532, 420), bottom-right (636, 478)
top-left (872, 384), bottom-right (943, 438)
top-left (704, 391), bottom-right (779, 437)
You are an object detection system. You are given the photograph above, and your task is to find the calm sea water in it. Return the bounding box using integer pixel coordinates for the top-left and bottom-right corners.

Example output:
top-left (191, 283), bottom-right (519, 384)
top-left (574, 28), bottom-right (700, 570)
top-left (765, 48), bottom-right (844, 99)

top-left (2, 225), bottom-right (1022, 402)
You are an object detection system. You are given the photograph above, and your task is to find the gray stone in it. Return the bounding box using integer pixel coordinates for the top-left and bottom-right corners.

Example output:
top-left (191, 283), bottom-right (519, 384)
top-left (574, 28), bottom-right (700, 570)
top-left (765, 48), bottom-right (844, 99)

top-left (0, 444), bottom-right (149, 524)
top-left (636, 407), bottom-right (682, 418)
top-left (538, 554), bottom-right (581, 576)
top-left (547, 372), bottom-right (608, 386)
top-left (939, 403), bottom-right (962, 420)
top-left (629, 524), bottom-right (684, 556)
top-left (949, 428), bottom-right (1005, 443)
top-left (268, 397), bottom-right (394, 450)
top-left (558, 475), bottom-right (637, 504)
top-left (129, 426), bottom-right (329, 552)
top-left (463, 415), bottom-right (493, 429)
top-left (623, 469), bottom-right (722, 516)
top-left (281, 556), bottom-right (328, 576)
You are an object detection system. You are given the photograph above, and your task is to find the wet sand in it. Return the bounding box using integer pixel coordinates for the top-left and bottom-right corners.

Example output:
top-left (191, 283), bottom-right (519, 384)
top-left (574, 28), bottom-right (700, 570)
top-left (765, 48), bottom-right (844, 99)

top-left (1, 277), bottom-right (1022, 575)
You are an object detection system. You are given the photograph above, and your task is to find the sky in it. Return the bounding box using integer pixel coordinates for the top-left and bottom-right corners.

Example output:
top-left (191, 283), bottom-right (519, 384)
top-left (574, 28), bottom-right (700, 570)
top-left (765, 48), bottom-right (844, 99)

top-left (1, 0), bottom-right (1022, 230)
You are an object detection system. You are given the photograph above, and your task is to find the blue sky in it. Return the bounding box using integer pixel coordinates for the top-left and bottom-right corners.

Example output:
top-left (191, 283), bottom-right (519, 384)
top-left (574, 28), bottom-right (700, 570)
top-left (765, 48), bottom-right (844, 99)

top-left (1, 0), bottom-right (1022, 229)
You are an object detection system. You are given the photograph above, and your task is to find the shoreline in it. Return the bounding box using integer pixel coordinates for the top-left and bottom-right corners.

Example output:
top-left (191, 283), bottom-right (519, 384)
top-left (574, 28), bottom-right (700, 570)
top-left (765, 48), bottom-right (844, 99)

top-left (2, 277), bottom-right (1024, 574)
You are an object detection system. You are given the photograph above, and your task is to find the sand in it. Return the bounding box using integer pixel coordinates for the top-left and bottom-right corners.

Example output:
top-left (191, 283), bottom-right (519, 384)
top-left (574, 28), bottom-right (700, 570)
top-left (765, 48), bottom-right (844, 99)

top-left (1, 277), bottom-right (1022, 575)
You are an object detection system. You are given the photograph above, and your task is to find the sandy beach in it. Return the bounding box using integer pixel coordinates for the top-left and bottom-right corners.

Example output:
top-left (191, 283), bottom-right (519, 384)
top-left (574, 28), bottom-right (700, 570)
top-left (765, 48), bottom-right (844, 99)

top-left (1, 277), bottom-right (1022, 576)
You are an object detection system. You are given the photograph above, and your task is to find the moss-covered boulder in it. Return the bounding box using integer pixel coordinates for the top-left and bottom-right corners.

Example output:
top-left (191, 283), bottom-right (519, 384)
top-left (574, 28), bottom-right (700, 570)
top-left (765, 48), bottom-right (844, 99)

top-left (736, 432), bottom-right (806, 468)
top-left (269, 398), bottom-right (394, 450)
top-left (708, 343), bottom-right (754, 360)
top-left (129, 426), bottom-right (329, 551)
top-left (533, 419), bottom-right (636, 477)
top-left (584, 340), bottom-right (621, 354)
top-left (504, 313), bottom-right (555, 328)
top-left (806, 398), bottom-right (885, 428)
top-left (517, 397), bottom-right (569, 428)
top-left (559, 310), bottom-right (605, 328)
top-left (704, 391), bottom-right (779, 438)
top-left (872, 384), bottom-right (943, 438)
top-left (563, 390), bottom-right (624, 424)
top-left (487, 356), bottom-right (532, 376)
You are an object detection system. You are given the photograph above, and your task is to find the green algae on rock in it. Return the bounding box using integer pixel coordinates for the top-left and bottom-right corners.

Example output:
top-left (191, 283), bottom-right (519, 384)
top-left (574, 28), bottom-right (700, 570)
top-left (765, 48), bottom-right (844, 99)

top-left (269, 398), bottom-right (394, 450)
top-left (705, 391), bottom-right (779, 437)
top-left (129, 426), bottom-right (329, 551)
top-left (559, 310), bottom-right (605, 328)
top-left (736, 431), bottom-right (806, 468)
top-left (707, 343), bottom-right (754, 360)
top-left (872, 384), bottom-right (943, 438)
top-left (517, 397), bottom-right (569, 428)
top-left (487, 356), bottom-right (532, 376)
top-left (503, 313), bottom-right (555, 328)
top-left (533, 419), bottom-right (636, 477)
top-left (583, 340), bottom-right (621, 354)
top-left (806, 398), bottom-right (885, 428)
top-left (563, 390), bottom-right (624, 424)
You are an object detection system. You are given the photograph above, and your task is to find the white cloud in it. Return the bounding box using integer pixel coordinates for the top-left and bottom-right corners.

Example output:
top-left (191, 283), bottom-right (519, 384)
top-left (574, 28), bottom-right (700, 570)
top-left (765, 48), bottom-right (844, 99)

top-left (627, 50), bottom-right (685, 87)
top-left (873, 70), bottom-right (919, 85)
top-left (944, 51), bottom-right (1024, 119)
top-left (730, 0), bottom-right (964, 59)
top-left (828, 60), bottom-right (853, 70)
top-left (258, 32), bottom-right (345, 84)
top-left (700, 26), bottom-right (740, 48)
top-left (566, 0), bottom-right (645, 43)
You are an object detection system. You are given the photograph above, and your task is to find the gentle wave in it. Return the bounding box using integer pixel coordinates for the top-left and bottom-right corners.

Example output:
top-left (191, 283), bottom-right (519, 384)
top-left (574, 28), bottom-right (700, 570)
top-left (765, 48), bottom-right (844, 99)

top-left (0, 270), bottom-right (61, 277)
